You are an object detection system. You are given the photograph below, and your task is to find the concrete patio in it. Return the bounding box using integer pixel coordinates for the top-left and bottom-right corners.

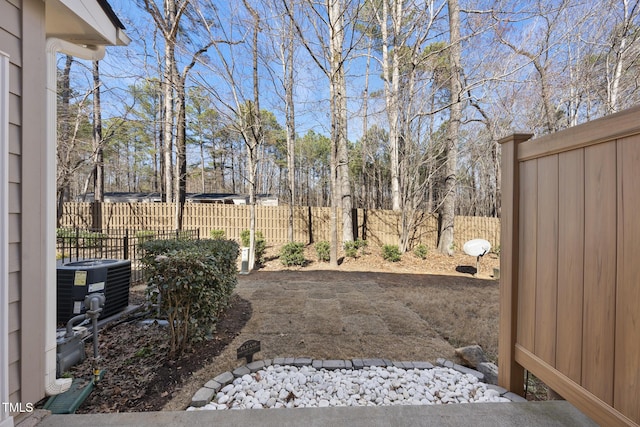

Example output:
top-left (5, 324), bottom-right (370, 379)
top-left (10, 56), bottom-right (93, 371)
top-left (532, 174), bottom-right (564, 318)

top-left (33, 401), bottom-right (596, 427)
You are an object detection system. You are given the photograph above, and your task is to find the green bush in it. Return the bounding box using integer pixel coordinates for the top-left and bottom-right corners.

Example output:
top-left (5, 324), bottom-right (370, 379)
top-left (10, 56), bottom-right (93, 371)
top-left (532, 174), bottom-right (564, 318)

top-left (135, 230), bottom-right (156, 238)
top-left (414, 244), bottom-right (428, 260)
top-left (343, 241), bottom-right (358, 258)
top-left (140, 238), bottom-right (239, 357)
top-left (56, 228), bottom-right (106, 248)
top-left (344, 239), bottom-right (368, 258)
top-left (315, 241), bottom-right (330, 262)
top-left (382, 244), bottom-right (402, 262)
top-left (280, 242), bottom-right (306, 266)
top-left (210, 229), bottom-right (226, 240)
top-left (240, 229), bottom-right (266, 264)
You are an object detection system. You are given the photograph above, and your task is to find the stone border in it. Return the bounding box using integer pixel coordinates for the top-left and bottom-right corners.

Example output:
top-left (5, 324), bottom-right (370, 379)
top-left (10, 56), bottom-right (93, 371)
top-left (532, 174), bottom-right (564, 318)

top-left (190, 357), bottom-right (526, 407)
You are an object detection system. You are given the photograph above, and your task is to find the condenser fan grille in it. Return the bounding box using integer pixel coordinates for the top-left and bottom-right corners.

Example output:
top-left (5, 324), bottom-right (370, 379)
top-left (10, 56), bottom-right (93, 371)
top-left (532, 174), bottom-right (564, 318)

top-left (56, 259), bottom-right (131, 323)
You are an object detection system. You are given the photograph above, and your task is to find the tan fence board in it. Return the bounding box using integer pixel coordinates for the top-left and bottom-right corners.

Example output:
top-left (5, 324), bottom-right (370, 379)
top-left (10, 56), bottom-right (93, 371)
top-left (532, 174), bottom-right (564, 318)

top-left (502, 110), bottom-right (640, 426)
top-left (535, 155), bottom-right (558, 367)
top-left (517, 160), bottom-right (538, 352)
top-left (556, 149), bottom-right (585, 383)
top-left (582, 143), bottom-right (616, 405)
top-left (615, 137), bottom-right (640, 423)
top-left (60, 203), bottom-right (499, 252)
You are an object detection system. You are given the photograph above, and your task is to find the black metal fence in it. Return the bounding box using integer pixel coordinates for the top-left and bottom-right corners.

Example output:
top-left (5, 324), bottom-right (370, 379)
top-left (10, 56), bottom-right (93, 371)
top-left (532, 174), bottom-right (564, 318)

top-left (56, 228), bottom-right (200, 282)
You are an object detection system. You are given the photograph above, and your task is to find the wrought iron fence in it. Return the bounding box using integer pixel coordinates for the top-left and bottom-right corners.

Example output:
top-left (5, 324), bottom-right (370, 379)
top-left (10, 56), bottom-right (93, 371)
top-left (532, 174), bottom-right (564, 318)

top-left (56, 228), bottom-right (200, 282)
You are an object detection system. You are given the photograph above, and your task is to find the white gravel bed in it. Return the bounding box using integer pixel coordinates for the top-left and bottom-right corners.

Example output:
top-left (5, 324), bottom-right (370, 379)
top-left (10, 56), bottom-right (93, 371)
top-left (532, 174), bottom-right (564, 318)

top-left (187, 364), bottom-right (510, 411)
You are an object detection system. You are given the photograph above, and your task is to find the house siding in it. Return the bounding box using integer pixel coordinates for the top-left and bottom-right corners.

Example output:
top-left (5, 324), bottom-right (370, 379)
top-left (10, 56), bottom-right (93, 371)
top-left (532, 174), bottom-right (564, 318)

top-left (3, 0), bottom-right (126, 410)
top-left (2, 0), bottom-right (48, 406)
top-left (1, 0), bottom-right (22, 405)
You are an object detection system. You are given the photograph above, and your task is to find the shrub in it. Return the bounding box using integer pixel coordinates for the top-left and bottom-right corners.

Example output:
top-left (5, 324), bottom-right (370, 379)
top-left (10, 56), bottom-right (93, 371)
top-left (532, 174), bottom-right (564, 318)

top-left (210, 229), bottom-right (226, 240)
top-left (240, 229), bottom-right (266, 264)
top-left (56, 228), bottom-right (106, 248)
top-left (343, 241), bottom-right (359, 258)
top-left (315, 241), bottom-right (330, 262)
top-left (280, 242), bottom-right (306, 266)
top-left (135, 230), bottom-right (156, 238)
top-left (344, 239), bottom-right (368, 258)
top-left (357, 239), bottom-right (369, 254)
top-left (140, 238), bottom-right (239, 357)
top-left (414, 244), bottom-right (428, 260)
top-left (382, 244), bottom-right (402, 262)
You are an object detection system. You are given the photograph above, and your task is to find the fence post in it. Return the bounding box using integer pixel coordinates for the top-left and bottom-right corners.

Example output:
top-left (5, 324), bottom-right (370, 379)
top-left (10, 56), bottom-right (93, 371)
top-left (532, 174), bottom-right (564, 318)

top-left (91, 201), bottom-right (102, 232)
top-left (124, 230), bottom-right (129, 260)
top-left (498, 133), bottom-right (532, 395)
top-left (307, 206), bottom-right (313, 245)
top-left (352, 208), bottom-right (359, 241)
top-left (75, 228), bottom-right (79, 260)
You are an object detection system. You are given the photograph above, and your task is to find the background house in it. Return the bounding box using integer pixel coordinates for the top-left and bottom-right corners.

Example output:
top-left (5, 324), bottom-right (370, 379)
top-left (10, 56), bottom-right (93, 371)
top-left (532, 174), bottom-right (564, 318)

top-left (0, 1), bottom-right (128, 426)
top-left (76, 192), bottom-right (279, 205)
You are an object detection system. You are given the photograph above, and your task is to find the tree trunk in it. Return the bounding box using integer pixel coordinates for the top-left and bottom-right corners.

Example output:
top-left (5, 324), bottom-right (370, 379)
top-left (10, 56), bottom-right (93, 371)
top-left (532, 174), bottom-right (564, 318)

top-left (437, 0), bottom-right (461, 255)
top-left (156, 82), bottom-right (164, 198)
top-left (380, 0), bottom-right (403, 212)
top-left (164, 40), bottom-right (175, 203)
top-left (337, 62), bottom-right (353, 243)
top-left (243, 0), bottom-right (262, 271)
top-left (174, 72), bottom-right (187, 230)
top-left (328, 0), bottom-right (344, 265)
top-left (284, 7), bottom-right (296, 242)
top-left (56, 55), bottom-right (73, 227)
top-left (92, 61), bottom-right (104, 203)
top-left (361, 44), bottom-right (371, 210)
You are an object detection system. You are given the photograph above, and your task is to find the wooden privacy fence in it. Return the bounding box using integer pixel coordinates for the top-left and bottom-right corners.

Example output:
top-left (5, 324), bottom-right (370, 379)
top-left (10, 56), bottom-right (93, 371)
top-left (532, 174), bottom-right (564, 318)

top-left (60, 202), bottom-right (500, 250)
top-left (499, 106), bottom-right (640, 427)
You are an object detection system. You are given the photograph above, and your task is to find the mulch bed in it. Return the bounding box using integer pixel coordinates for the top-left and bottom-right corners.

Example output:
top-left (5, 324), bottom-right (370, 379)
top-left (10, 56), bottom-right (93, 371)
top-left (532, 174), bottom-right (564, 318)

top-left (64, 294), bottom-right (251, 413)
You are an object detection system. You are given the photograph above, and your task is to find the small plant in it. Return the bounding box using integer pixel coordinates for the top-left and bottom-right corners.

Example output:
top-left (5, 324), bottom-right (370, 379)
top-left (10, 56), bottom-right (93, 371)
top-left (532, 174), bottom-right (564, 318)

top-left (280, 242), bottom-right (306, 266)
top-left (355, 238), bottom-right (368, 254)
top-left (56, 228), bottom-right (106, 248)
top-left (240, 229), bottom-right (266, 264)
top-left (492, 245), bottom-right (501, 256)
top-left (315, 241), bottom-right (330, 262)
top-left (414, 244), bottom-right (428, 260)
top-left (210, 229), bottom-right (226, 240)
top-left (382, 244), bottom-right (402, 262)
top-left (135, 230), bottom-right (156, 238)
top-left (344, 239), bottom-right (368, 258)
top-left (343, 241), bottom-right (359, 258)
top-left (134, 346), bottom-right (153, 358)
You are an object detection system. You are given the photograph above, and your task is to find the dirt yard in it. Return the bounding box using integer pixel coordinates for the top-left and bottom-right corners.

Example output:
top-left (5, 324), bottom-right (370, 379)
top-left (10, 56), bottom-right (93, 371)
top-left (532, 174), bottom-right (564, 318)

top-left (67, 244), bottom-right (503, 413)
top-left (162, 246), bottom-right (501, 410)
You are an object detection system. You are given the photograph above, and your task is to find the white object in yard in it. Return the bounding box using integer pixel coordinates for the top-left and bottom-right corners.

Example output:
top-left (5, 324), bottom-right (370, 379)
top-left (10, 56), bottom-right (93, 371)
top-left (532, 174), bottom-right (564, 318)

top-left (463, 239), bottom-right (491, 257)
top-left (463, 239), bottom-right (491, 276)
top-left (240, 247), bottom-right (250, 275)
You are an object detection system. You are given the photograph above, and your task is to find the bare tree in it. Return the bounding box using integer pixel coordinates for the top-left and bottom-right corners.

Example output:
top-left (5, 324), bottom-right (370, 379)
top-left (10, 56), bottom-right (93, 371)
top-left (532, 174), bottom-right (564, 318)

top-left (92, 61), bottom-right (104, 204)
top-left (283, 0), bottom-right (358, 265)
top-left (283, 2), bottom-right (296, 242)
top-left (266, 0), bottom-right (298, 241)
top-left (437, 0), bottom-right (461, 255)
top-left (141, 0), bottom-right (193, 203)
top-left (602, 0), bottom-right (640, 113)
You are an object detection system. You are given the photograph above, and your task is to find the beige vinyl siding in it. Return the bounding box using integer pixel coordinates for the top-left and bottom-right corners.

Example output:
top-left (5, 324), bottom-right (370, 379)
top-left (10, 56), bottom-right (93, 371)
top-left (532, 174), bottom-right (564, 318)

top-left (0, 0), bottom-right (20, 35)
top-left (0, 1), bottom-right (19, 73)
top-left (2, 0), bottom-right (23, 405)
